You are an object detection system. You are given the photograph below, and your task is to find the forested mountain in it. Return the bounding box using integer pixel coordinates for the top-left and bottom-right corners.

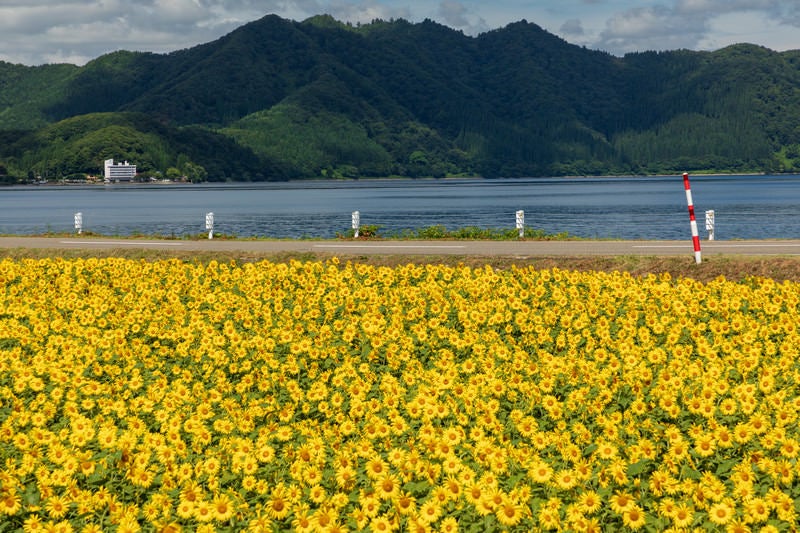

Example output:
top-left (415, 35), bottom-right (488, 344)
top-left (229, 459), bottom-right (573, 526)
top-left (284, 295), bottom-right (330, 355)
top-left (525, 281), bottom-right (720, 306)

top-left (1, 14), bottom-right (800, 182)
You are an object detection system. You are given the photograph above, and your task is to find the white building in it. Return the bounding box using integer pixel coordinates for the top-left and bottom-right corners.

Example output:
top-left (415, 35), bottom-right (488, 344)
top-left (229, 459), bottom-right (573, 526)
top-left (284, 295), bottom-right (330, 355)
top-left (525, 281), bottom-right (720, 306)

top-left (104, 159), bottom-right (137, 182)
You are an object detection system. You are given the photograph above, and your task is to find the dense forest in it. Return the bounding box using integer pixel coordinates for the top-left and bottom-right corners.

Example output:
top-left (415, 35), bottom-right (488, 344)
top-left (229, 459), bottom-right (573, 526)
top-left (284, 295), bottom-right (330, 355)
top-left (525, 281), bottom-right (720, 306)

top-left (1, 14), bottom-right (800, 182)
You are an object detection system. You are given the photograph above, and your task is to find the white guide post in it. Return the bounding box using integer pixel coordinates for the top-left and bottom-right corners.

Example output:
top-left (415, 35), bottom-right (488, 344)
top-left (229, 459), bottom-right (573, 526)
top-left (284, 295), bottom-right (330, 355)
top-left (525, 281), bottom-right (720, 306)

top-left (205, 212), bottom-right (214, 239)
top-left (705, 210), bottom-right (715, 241)
top-left (352, 211), bottom-right (360, 238)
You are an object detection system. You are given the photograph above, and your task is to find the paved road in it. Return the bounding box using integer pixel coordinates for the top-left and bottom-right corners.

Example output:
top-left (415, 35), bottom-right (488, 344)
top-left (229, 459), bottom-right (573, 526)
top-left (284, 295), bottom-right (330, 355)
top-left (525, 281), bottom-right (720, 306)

top-left (2, 236), bottom-right (800, 256)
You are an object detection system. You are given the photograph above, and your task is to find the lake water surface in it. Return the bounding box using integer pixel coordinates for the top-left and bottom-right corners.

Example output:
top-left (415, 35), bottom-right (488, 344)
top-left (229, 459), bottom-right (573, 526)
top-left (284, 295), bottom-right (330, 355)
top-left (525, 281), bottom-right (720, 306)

top-left (0, 175), bottom-right (798, 240)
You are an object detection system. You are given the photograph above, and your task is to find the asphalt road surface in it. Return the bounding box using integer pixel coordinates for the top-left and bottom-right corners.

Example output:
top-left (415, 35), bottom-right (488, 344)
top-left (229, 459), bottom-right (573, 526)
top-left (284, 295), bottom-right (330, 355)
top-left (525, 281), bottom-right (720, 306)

top-left (2, 236), bottom-right (800, 256)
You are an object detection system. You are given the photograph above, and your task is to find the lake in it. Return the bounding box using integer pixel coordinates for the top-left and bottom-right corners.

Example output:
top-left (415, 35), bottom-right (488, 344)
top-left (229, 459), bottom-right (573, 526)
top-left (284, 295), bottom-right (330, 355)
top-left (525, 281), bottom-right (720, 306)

top-left (0, 175), bottom-right (798, 240)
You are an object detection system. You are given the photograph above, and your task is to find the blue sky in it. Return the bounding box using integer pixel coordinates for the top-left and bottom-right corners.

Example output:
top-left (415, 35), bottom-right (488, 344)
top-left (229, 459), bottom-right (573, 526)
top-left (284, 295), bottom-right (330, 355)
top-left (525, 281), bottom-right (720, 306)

top-left (1, 0), bottom-right (798, 65)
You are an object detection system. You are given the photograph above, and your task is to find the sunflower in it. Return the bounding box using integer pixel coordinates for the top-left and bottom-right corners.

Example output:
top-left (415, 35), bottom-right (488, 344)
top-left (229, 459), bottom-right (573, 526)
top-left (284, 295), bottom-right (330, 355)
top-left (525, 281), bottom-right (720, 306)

top-left (577, 490), bottom-right (601, 515)
top-left (538, 505), bottom-right (561, 530)
top-left (772, 492), bottom-right (796, 522)
top-left (255, 444), bottom-right (275, 463)
top-left (724, 519), bottom-right (752, 533)
top-left (117, 516), bottom-right (142, 533)
top-left (708, 500), bottom-right (735, 526)
top-left (193, 500), bottom-right (214, 522)
top-left (609, 491), bottom-right (636, 514)
top-left (311, 507), bottom-right (339, 530)
top-left (386, 448), bottom-right (406, 467)
top-left (324, 522), bottom-right (350, 533)
top-left (375, 473), bottom-right (401, 501)
top-left (393, 491), bottom-right (416, 516)
top-left (554, 469), bottom-right (578, 490)
top-left (334, 466), bottom-right (356, 489)
top-left (176, 500), bottom-right (194, 520)
top-left (179, 482), bottom-right (203, 505)
top-left (463, 481), bottom-right (484, 506)
top-left (308, 484), bottom-right (327, 505)
top-left (743, 498), bottom-right (770, 524)
top-left (0, 490), bottom-right (21, 515)
top-left (369, 514), bottom-right (395, 533)
top-left (668, 438), bottom-right (690, 462)
top-left (692, 432), bottom-right (716, 457)
top-left (441, 476), bottom-right (462, 500)
top-left (779, 437), bottom-right (799, 458)
top-left (359, 495), bottom-right (381, 518)
top-left (439, 516), bottom-right (459, 533)
top-left (418, 500), bottom-right (442, 523)
top-left (494, 495), bottom-right (524, 527)
top-left (594, 441), bottom-right (618, 460)
top-left (440, 454), bottom-right (461, 475)
top-left (365, 457), bottom-right (389, 480)
top-left (45, 495), bottom-right (70, 519)
top-left (265, 493), bottom-right (290, 520)
top-left (528, 460), bottom-right (553, 484)
top-left (621, 505), bottom-right (646, 530)
top-left (212, 493), bottom-right (234, 521)
top-left (671, 503), bottom-right (694, 528)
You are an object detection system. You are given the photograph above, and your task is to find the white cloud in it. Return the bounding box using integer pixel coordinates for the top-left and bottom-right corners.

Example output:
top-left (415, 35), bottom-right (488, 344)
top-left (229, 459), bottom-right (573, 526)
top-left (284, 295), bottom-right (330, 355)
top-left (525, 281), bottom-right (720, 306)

top-left (438, 0), bottom-right (469, 27)
top-left (597, 4), bottom-right (706, 54)
top-left (0, 0), bottom-right (271, 64)
top-left (0, 0), bottom-right (797, 65)
top-left (436, 0), bottom-right (488, 34)
top-left (675, 0), bottom-right (779, 14)
top-left (780, 1), bottom-right (800, 26)
top-left (594, 0), bottom-right (799, 55)
top-left (560, 18), bottom-right (585, 37)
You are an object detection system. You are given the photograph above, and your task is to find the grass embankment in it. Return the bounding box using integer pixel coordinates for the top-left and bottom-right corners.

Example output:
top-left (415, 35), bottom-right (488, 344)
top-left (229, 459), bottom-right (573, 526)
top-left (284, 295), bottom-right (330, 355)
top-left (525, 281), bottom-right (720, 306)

top-left (1, 245), bottom-right (799, 284)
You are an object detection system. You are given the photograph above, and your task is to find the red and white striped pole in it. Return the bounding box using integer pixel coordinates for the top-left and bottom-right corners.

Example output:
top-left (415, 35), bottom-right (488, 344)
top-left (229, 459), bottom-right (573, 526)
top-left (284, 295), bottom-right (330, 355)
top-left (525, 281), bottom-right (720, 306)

top-left (683, 172), bottom-right (702, 264)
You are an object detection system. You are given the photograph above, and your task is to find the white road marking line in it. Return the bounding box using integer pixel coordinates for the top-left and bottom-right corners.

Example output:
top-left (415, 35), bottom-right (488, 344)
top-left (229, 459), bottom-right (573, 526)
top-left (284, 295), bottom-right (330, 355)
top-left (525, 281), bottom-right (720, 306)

top-left (706, 244), bottom-right (800, 247)
top-left (633, 244), bottom-right (800, 248)
top-left (631, 245), bottom-right (689, 248)
top-left (314, 244), bottom-right (466, 249)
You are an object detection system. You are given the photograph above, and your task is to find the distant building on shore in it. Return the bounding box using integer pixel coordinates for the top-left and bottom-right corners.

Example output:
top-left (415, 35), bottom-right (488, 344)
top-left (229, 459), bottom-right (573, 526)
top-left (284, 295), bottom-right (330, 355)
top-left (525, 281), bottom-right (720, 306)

top-left (104, 159), bottom-right (137, 182)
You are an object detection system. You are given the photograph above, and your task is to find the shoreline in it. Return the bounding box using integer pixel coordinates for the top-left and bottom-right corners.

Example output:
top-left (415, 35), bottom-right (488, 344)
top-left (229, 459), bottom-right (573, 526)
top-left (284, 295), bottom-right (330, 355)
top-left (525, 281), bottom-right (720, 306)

top-left (5, 171), bottom-right (799, 188)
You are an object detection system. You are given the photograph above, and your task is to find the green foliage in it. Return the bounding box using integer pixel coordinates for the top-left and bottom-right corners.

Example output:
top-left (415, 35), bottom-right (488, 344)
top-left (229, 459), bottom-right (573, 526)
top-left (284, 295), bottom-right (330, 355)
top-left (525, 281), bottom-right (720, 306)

top-left (165, 167), bottom-right (182, 180)
top-left (613, 112), bottom-right (773, 174)
top-left (339, 224), bottom-right (383, 239)
top-left (0, 61), bottom-right (78, 129)
top-left (0, 161), bottom-right (17, 184)
top-left (775, 144), bottom-right (800, 172)
top-left (1, 16), bottom-right (800, 178)
top-left (224, 103), bottom-right (393, 178)
top-left (0, 112), bottom-right (276, 181)
top-left (414, 225), bottom-right (449, 239)
top-left (393, 225), bottom-right (575, 240)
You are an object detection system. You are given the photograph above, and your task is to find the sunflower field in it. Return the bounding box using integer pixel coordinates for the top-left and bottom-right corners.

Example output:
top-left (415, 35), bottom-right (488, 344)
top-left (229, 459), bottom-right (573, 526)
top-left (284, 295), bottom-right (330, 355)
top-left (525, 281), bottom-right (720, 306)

top-left (1, 256), bottom-right (799, 532)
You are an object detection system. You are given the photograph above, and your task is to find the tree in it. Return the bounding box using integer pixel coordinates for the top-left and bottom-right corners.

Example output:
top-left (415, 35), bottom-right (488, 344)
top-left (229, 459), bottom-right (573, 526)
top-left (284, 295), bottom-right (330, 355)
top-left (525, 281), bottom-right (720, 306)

top-left (165, 167), bottom-right (183, 180)
top-left (183, 161), bottom-right (208, 183)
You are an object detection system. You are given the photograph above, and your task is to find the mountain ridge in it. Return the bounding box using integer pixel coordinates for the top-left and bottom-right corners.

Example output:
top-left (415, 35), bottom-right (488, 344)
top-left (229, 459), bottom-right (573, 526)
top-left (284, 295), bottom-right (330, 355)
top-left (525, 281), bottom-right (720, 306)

top-left (1, 13), bottom-right (799, 182)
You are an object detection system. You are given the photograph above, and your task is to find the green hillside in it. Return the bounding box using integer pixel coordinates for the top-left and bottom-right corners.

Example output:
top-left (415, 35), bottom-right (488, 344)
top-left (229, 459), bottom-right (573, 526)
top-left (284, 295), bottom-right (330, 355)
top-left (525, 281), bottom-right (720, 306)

top-left (1, 113), bottom-right (288, 181)
top-left (0, 62), bottom-right (78, 129)
top-left (1, 14), bottom-right (799, 181)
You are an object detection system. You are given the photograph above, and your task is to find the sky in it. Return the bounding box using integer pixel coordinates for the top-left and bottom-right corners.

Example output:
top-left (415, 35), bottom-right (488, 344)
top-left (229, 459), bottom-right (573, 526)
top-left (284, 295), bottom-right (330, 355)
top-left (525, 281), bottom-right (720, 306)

top-left (1, 0), bottom-right (799, 66)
